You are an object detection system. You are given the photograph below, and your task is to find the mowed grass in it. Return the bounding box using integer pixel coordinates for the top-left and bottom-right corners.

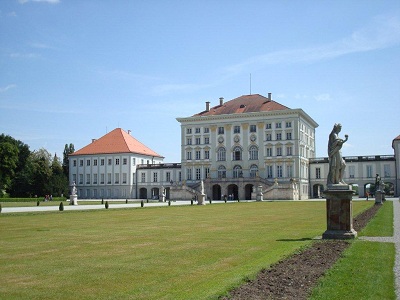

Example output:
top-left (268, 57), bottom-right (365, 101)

top-left (0, 201), bottom-right (373, 300)
top-left (310, 201), bottom-right (396, 300)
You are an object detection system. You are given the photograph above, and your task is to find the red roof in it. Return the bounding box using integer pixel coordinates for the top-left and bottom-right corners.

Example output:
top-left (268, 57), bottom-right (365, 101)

top-left (194, 94), bottom-right (289, 116)
top-left (70, 128), bottom-right (163, 158)
top-left (392, 134), bottom-right (400, 148)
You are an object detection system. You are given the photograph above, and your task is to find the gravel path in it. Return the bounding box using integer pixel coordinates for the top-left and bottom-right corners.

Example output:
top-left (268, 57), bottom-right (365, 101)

top-left (359, 199), bottom-right (400, 300)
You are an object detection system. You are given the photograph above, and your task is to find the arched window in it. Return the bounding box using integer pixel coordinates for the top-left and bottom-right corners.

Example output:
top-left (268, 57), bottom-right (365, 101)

top-left (233, 165), bottom-right (243, 178)
top-left (218, 165), bottom-right (226, 179)
top-left (250, 164), bottom-right (258, 178)
top-left (249, 145), bottom-right (258, 160)
top-left (233, 146), bottom-right (242, 161)
top-left (217, 147), bottom-right (226, 161)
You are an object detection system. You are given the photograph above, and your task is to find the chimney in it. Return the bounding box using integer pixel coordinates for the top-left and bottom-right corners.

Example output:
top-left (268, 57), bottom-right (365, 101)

top-left (268, 93), bottom-right (272, 100)
top-left (92, 139), bottom-right (97, 143)
top-left (206, 101), bottom-right (210, 112)
top-left (219, 97), bottom-right (224, 106)
top-left (128, 130), bottom-right (131, 135)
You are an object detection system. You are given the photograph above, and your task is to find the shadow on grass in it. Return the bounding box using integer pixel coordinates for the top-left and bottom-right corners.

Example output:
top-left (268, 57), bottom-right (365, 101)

top-left (276, 237), bottom-right (314, 242)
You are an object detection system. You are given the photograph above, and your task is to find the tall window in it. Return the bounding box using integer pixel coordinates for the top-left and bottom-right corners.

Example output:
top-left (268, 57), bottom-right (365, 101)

top-left (249, 145), bottom-right (258, 160)
top-left (153, 172), bottom-right (158, 182)
top-left (204, 137), bottom-right (209, 144)
top-left (195, 150), bottom-right (201, 160)
top-left (287, 165), bottom-right (293, 178)
top-left (267, 166), bottom-right (273, 178)
top-left (276, 133), bottom-right (282, 140)
top-left (73, 160), bottom-right (77, 167)
top-left (204, 150), bottom-right (210, 159)
top-left (187, 138), bottom-right (192, 145)
top-left (101, 159), bottom-right (105, 166)
top-left (218, 165), bottom-right (226, 178)
top-left (85, 159), bottom-right (89, 166)
top-left (217, 147), bottom-right (226, 161)
top-left (115, 159), bottom-right (120, 165)
top-left (204, 127), bottom-right (209, 133)
top-left (266, 147), bottom-right (273, 157)
top-left (286, 132), bottom-right (292, 140)
top-left (187, 168), bottom-right (192, 180)
top-left (93, 174), bottom-right (97, 184)
top-left (233, 165), bottom-right (242, 178)
top-left (195, 128), bottom-right (200, 133)
top-left (316, 168), bottom-right (321, 179)
top-left (266, 133), bottom-right (272, 141)
top-left (186, 151), bottom-right (192, 160)
top-left (286, 122), bottom-right (292, 128)
top-left (115, 173), bottom-right (119, 184)
top-left (276, 122), bottom-right (282, 128)
top-left (205, 168), bottom-right (210, 178)
top-left (366, 165), bottom-right (373, 178)
top-left (79, 160), bottom-right (83, 167)
top-left (93, 159), bottom-right (98, 166)
top-left (79, 174), bottom-right (83, 184)
top-left (250, 164), bottom-right (258, 178)
top-left (186, 128), bottom-right (192, 134)
top-left (196, 168), bottom-right (201, 180)
top-left (277, 165), bottom-right (283, 178)
top-left (100, 173), bottom-right (104, 184)
top-left (276, 147), bottom-right (282, 156)
top-left (384, 164), bottom-right (390, 177)
top-left (233, 146), bottom-right (242, 161)
top-left (195, 137), bottom-right (201, 145)
top-left (123, 158), bottom-right (127, 165)
top-left (107, 173), bottom-right (111, 184)
top-left (234, 126), bottom-right (240, 133)
top-left (122, 173), bottom-right (127, 184)
top-left (349, 166), bottom-right (355, 178)
top-left (166, 172), bottom-right (171, 182)
top-left (108, 159), bottom-right (112, 165)
top-left (141, 173), bottom-right (145, 183)
top-left (266, 123), bottom-right (272, 129)
top-left (86, 174), bottom-right (90, 184)
top-left (286, 146), bottom-right (293, 156)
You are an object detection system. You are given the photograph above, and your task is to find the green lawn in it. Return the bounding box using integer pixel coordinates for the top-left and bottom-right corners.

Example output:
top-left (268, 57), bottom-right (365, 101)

top-left (0, 201), bottom-right (373, 299)
top-left (359, 201), bottom-right (394, 237)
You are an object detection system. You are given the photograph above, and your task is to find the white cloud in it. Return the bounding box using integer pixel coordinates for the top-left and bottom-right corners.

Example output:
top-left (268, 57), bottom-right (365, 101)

top-left (222, 14), bottom-right (400, 77)
top-left (0, 84), bottom-right (17, 93)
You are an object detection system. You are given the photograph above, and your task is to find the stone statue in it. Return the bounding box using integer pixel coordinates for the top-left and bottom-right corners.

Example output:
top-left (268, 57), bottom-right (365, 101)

top-left (71, 181), bottom-right (77, 195)
top-left (200, 180), bottom-right (205, 195)
top-left (327, 123), bottom-right (348, 186)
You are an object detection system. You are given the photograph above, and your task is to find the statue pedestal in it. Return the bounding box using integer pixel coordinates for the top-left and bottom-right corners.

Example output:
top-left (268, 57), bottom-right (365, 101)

top-left (197, 194), bottom-right (206, 205)
top-left (69, 195), bottom-right (78, 205)
top-left (256, 185), bottom-right (263, 201)
top-left (159, 195), bottom-right (165, 202)
top-left (375, 191), bottom-right (383, 205)
top-left (322, 186), bottom-right (357, 239)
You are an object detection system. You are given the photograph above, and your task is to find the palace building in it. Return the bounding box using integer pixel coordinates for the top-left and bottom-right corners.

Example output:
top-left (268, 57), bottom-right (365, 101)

top-left (69, 93), bottom-right (399, 199)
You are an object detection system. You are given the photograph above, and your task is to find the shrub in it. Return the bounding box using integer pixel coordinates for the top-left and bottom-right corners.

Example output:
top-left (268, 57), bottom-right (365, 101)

top-left (126, 199), bottom-right (128, 204)
top-left (141, 200), bottom-right (144, 207)
top-left (59, 202), bottom-right (64, 211)
top-left (37, 200), bottom-right (40, 206)
top-left (105, 201), bottom-right (109, 209)
top-left (101, 198), bottom-right (104, 204)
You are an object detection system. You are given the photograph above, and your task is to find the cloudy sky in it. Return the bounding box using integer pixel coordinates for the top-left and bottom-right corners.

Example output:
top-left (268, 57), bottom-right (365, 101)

top-left (1, 0), bottom-right (399, 162)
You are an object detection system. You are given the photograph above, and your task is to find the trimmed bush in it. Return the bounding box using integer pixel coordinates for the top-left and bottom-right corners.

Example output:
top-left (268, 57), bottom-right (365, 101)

top-left (105, 201), bottom-right (109, 209)
top-left (126, 199), bottom-right (128, 204)
top-left (168, 200), bottom-right (171, 206)
top-left (101, 198), bottom-right (104, 204)
top-left (59, 202), bottom-right (64, 211)
top-left (191, 199), bottom-right (193, 205)
top-left (37, 200), bottom-right (40, 206)
top-left (141, 200), bottom-right (144, 207)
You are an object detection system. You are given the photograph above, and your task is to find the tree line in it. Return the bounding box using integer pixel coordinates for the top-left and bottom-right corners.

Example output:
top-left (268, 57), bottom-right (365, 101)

top-left (0, 133), bottom-right (75, 198)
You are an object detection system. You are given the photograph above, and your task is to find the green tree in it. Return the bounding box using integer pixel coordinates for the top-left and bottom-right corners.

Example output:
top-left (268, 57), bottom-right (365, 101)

top-left (49, 154), bottom-right (68, 197)
top-left (62, 143), bottom-right (75, 177)
top-left (29, 148), bottom-right (53, 197)
top-left (0, 141), bottom-right (19, 195)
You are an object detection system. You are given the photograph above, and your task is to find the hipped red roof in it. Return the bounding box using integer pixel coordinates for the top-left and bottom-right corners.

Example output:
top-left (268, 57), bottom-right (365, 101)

top-left (70, 128), bottom-right (163, 158)
top-left (194, 94), bottom-right (289, 116)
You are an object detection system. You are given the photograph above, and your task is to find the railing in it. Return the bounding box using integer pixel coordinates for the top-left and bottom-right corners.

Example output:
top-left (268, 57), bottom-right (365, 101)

top-left (310, 155), bottom-right (394, 163)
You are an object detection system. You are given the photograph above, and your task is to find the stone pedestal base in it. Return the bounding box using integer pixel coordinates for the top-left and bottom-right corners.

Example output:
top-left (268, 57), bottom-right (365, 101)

top-left (159, 196), bottom-right (165, 202)
top-left (69, 195), bottom-right (78, 205)
top-left (256, 185), bottom-right (263, 201)
top-left (197, 194), bottom-right (206, 205)
top-left (322, 187), bottom-right (357, 240)
top-left (375, 191), bottom-right (383, 205)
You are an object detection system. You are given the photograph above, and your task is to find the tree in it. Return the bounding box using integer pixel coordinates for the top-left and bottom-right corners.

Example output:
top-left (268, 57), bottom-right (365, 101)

top-left (62, 143), bottom-right (75, 177)
top-left (0, 141), bottom-right (19, 195)
top-left (49, 154), bottom-right (68, 197)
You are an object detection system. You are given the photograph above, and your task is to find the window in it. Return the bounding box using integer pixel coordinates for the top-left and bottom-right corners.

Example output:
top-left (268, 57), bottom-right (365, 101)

top-left (204, 137), bottom-right (209, 144)
top-left (73, 160), bottom-right (77, 167)
top-left (233, 147), bottom-right (242, 161)
top-left (384, 164), bottom-right (390, 177)
top-left (79, 174), bottom-right (83, 184)
top-left (217, 147), bottom-right (226, 161)
top-left (115, 159), bottom-right (120, 165)
top-left (101, 159), bottom-right (105, 166)
top-left (100, 173), bottom-right (105, 184)
top-left (86, 174), bottom-right (90, 184)
top-left (186, 151), bottom-right (192, 160)
top-left (276, 133), bottom-right (282, 140)
top-left (366, 165), bottom-right (373, 178)
top-left (87, 160), bottom-right (90, 166)
top-left (266, 133), bottom-right (272, 141)
top-left (115, 173), bottom-right (119, 184)
top-left (79, 160), bottom-right (83, 167)
top-left (218, 165), bottom-right (226, 178)
top-left (287, 165), bottom-right (293, 178)
top-left (266, 123), bottom-right (272, 129)
top-left (277, 165), bottom-right (283, 178)
top-left (267, 166), bottom-right (273, 178)
top-left (179, 171), bottom-right (182, 182)
top-left (276, 122), bottom-right (282, 128)
top-left (186, 128), bottom-right (192, 134)
top-left (349, 166), bottom-right (355, 178)
top-left (204, 127), bottom-right (209, 133)
top-left (234, 126), bottom-right (240, 134)
top-left (250, 165), bottom-right (258, 178)
top-left (266, 147), bottom-right (273, 157)
top-left (250, 125), bottom-right (256, 132)
top-left (286, 122), bottom-right (292, 128)
top-left (153, 172), bottom-right (158, 182)
top-left (187, 168), bottom-right (192, 180)
top-left (166, 172), bottom-right (171, 182)
top-left (196, 168), bottom-right (201, 180)
top-left (204, 150), bottom-right (210, 159)
top-left (218, 126), bottom-right (224, 134)
top-left (93, 159), bottom-right (98, 166)
top-left (123, 158), bottom-right (127, 165)
top-left (195, 137), bottom-right (201, 145)
top-left (108, 159), bottom-right (112, 165)
top-left (195, 128), bottom-right (200, 134)
top-left (195, 150), bottom-right (201, 160)
top-left (107, 173), bottom-right (111, 184)
top-left (233, 165), bottom-right (243, 178)
top-left (277, 147), bottom-right (282, 156)
top-left (187, 138), bottom-right (192, 145)
top-left (93, 174), bottom-right (97, 184)
top-left (122, 173), bottom-right (127, 184)
top-left (249, 146), bottom-right (258, 160)
top-left (286, 146), bottom-right (293, 156)
top-left (205, 168), bottom-right (210, 178)
top-left (132, 158), bottom-right (136, 165)
top-left (141, 173), bottom-right (146, 183)
top-left (316, 168), bottom-right (321, 179)
top-left (286, 132), bottom-right (292, 140)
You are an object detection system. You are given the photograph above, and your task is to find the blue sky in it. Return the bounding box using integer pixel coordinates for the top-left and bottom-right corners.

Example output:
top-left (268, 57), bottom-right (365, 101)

top-left (1, 0), bottom-right (399, 162)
